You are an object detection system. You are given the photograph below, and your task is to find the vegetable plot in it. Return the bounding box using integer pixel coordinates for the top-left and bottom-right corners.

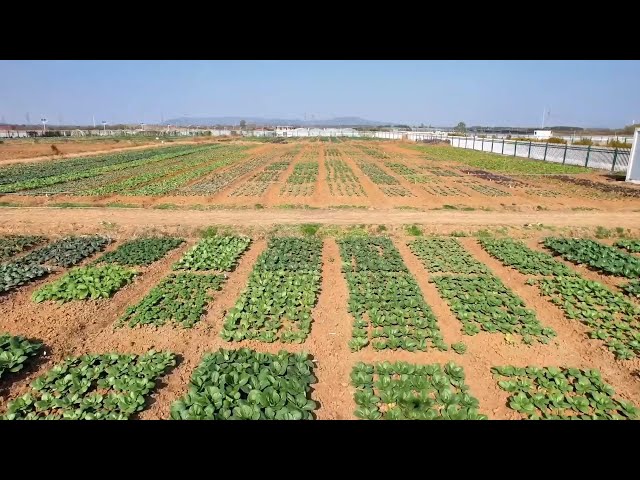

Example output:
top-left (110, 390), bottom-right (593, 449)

top-left (543, 237), bottom-right (640, 279)
top-left (492, 366), bottom-right (638, 420)
top-left (21, 235), bottom-right (110, 268)
top-left (97, 236), bottom-right (184, 266)
top-left (615, 239), bottom-right (640, 254)
top-left (622, 279), bottom-right (640, 298)
top-left (0, 262), bottom-right (49, 293)
top-left (352, 361), bottom-right (486, 420)
top-left (171, 348), bottom-right (317, 420)
top-left (280, 162), bottom-right (318, 196)
top-left (0, 235), bottom-right (46, 261)
top-left (173, 236), bottom-right (250, 272)
top-left (221, 237), bottom-right (322, 343)
top-left (479, 238), bottom-right (573, 276)
top-left (432, 275), bottom-right (555, 342)
top-left (410, 238), bottom-right (489, 274)
top-left (33, 265), bottom-right (137, 303)
top-left (118, 273), bottom-right (225, 328)
top-left (0, 333), bottom-right (42, 380)
top-left (3, 350), bottom-right (176, 420)
top-left (385, 162), bottom-right (433, 184)
top-left (532, 276), bottom-right (640, 359)
top-left (325, 159), bottom-right (366, 196)
top-left (338, 237), bottom-right (442, 352)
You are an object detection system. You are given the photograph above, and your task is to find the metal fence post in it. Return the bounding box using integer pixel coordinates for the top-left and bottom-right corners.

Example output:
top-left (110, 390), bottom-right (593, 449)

top-left (513, 140), bottom-right (517, 156)
top-left (501, 139), bottom-right (505, 154)
top-left (562, 144), bottom-right (568, 164)
top-left (528, 141), bottom-right (532, 158)
top-left (584, 146), bottom-right (591, 167)
top-left (543, 142), bottom-right (548, 161)
top-left (465, 137), bottom-right (468, 149)
top-left (491, 138), bottom-right (494, 153)
top-left (481, 138), bottom-right (484, 151)
top-left (611, 148), bottom-right (618, 172)
top-left (473, 137), bottom-right (475, 149)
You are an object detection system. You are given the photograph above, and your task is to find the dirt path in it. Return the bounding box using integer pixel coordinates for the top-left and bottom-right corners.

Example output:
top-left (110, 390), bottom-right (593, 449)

top-left (0, 207), bottom-right (638, 234)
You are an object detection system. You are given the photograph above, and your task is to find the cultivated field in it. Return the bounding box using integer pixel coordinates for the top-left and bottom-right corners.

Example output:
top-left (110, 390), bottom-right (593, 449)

top-left (0, 138), bottom-right (639, 420)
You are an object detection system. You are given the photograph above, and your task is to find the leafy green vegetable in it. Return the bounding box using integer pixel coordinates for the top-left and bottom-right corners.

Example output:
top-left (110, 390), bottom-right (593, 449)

top-left (97, 236), bottom-right (184, 266)
top-left (21, 235), bottom-right (110, 267)
top-left (0, 261), bottom-right (49, 293)
top-left (451, 342), bottom-right (467, 354)
top-left (118, 273), bottom-right (225, 328)
top-left (622, 279), bottom-right (640, 298)
top-left (221, 237), bottom-right (321, 343)
top-left (432, 275), bottom-right (556, 343)
top-left (338, 237), bottom-right (442, 352)
top-left (479, 238), bottom-right (573, 276)
top-left (0, 235), bottom-right (47, 261)
top-left (0, 333), bottom-right (42, 380)
top-left (352, 361), bottom-right (487, 420)
top-left (534, 275), bottom-right (640, 359)
top-left (492, 365), bottom-right (638, 420)
top-left (3, 350), bottom-right (175, 420)
top-left (544, 237), bottom-right (640, 279)
top-left (173, 235), bottom-right (250, 271)
top-left (410, 238), bottom-right (489, 274)
top-left (33, 265), bottom-right (137, 303)
top-left (171, 348), bottom-right (316, 420)
top-left (615, 239), bottom-right (640, 254)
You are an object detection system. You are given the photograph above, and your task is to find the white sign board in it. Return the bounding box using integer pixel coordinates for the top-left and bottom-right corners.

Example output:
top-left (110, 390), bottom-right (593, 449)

top-left (626, 128), bottom-right (640, 183)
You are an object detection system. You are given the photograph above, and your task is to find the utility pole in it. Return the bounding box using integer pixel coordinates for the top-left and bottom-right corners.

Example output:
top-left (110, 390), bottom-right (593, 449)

top-left (93, 115), bottom-right (96, 128)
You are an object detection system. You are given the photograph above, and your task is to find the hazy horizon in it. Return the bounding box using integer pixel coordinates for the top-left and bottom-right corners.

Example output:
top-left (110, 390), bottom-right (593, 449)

top-left (1, 60), bottom-right (638, 128)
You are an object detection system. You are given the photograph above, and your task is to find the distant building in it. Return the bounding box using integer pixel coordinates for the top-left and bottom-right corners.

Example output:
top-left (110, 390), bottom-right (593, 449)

top-left (534, 130), bottom-right (553, 140)
top-left (275, 126), bottom-right (296, 137)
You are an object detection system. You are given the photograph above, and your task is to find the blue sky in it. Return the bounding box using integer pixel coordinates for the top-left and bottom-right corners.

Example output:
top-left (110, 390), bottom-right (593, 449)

top-left (0, 60), bottom-right (638, 127)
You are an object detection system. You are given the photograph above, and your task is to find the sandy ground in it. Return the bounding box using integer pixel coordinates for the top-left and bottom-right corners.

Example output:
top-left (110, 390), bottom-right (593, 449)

top-left (0, 208), bottom-right (638, 236)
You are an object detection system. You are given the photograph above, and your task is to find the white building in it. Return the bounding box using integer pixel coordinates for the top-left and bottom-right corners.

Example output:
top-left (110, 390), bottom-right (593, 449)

top-left (534, 130), bottom-right (553, 140)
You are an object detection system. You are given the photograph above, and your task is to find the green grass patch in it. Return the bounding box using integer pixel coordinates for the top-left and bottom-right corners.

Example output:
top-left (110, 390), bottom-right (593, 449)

top-left (411, 145), bottom-right (590, 174)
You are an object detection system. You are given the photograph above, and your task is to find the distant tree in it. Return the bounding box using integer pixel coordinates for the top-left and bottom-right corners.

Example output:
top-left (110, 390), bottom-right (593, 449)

top-left (456, 122), bottom-right (467, 133)
top-left (240, 120), bottom-right (246, 129)
top-left (621, 123), bottom-right (640, 135)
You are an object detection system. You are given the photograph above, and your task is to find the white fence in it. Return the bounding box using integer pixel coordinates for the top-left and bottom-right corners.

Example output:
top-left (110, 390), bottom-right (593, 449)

top-left (449, 136), bottom-right (630, 172)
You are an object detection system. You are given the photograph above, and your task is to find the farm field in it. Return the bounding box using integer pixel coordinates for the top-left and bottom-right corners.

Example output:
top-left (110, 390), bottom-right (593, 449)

top-left (0, 137), bottom-right (639, 420)
top-left (0, 222), bottom-right (639, 420)
top-left (1, 139), bottom-right (640, 212)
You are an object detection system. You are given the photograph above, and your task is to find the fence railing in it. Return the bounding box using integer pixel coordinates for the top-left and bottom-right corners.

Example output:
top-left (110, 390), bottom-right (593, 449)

top-left (448, 136), bottom-right (630, 172)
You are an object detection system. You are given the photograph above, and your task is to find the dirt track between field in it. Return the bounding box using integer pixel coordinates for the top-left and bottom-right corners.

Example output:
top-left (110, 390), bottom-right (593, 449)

top-left (1, 207), bottom-right (639, 232)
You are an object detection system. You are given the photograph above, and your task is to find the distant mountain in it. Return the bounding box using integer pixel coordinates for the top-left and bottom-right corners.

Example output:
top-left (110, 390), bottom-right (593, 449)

top-left (164, 116), bottom-right (386, 127)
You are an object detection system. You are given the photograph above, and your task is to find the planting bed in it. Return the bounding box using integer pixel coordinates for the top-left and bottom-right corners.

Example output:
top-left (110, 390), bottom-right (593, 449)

top-left (221, 237), bottom-right (321, 343)
top-left (352, 361), bottom-right (486, 420)
top-left (480, 238), bottom-right (640, 359)
top-left (339, 236), bottom-right (442, 352)
top-left (3, 350), bottom-right (175, 419)
top-left (171, 348), bottom-right (316, 420)
top-left (492, 366), bottom-right (638, 419)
